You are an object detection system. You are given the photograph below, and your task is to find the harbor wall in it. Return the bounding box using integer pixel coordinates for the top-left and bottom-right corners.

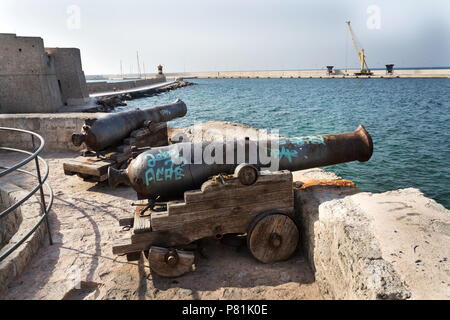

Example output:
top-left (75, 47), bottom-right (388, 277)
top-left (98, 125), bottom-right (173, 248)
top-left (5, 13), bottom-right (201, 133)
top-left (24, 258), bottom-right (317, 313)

top-left (0, 113), bottom-right (107, 151)
top-left (168, 68), bottom-right (450, 79)
top-left (87, 75), bottom-right (167, 94)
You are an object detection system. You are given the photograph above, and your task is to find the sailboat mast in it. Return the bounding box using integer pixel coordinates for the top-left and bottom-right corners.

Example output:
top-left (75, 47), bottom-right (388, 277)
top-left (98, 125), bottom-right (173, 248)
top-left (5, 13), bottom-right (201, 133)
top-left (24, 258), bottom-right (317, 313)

top-left (136, 51), bottom-right (142, 78)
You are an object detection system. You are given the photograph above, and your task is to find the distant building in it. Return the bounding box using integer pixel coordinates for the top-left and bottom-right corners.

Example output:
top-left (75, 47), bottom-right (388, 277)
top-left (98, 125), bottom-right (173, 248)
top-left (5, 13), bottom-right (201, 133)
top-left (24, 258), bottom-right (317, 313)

top-left (0, 33), bottom-right (89, 114)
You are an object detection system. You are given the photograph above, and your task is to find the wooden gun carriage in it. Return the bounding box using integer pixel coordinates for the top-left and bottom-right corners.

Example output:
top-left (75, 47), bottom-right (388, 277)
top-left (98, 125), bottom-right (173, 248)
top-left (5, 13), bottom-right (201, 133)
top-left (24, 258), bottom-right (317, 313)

top-left (113, 166), bottom-right (299, 278)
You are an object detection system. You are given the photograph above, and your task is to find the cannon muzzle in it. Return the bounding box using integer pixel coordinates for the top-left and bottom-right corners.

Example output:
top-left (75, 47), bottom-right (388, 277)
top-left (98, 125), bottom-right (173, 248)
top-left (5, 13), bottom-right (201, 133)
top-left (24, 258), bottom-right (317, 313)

top-left (354, 125), bottom-right (373, 162)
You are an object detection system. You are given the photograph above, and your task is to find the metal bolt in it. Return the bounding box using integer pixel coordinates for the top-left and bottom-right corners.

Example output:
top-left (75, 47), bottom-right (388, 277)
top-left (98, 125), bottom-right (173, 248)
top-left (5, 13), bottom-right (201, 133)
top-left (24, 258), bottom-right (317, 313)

top-left (270, 233), bottom-right (282, 248)
top-left (166, 253), bottom-right (179, 266)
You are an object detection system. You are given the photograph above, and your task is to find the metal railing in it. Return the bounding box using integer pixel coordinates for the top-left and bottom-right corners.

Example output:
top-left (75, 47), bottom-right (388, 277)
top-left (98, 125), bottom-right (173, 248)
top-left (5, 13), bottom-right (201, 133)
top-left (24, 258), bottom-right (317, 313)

top-left (0, 127), bottom-right (53, 263)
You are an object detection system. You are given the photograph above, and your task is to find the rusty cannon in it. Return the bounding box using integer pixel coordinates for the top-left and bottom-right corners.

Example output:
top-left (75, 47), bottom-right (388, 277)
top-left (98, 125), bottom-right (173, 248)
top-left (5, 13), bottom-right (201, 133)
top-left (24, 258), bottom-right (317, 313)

top-left (111, 125), bottom-right (373, 278)
top-left (109, 125), bottom-right (373, 200)
top-left (72, 99), bottom-right (188, 151)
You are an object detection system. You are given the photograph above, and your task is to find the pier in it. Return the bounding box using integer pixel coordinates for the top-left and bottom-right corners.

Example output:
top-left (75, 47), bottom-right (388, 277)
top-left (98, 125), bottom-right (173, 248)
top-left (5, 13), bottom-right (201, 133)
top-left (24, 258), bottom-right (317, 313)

top-left (167, 68), bottom-right (450, 79)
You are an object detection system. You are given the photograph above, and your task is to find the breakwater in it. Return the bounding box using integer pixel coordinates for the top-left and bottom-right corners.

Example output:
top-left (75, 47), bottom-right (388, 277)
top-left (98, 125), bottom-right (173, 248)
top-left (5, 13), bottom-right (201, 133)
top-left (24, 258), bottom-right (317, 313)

top-left (168, 68), bottom-right (450, 79)
top-left (87, 76), bottom-right (166, 94)
top-left (92, 80), bottom-right (195, 112)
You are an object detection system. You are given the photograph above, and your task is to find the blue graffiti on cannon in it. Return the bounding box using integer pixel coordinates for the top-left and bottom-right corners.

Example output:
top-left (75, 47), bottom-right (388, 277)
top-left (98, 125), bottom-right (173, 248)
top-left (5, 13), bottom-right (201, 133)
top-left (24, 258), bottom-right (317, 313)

top-left (144, 150), bottom-right (185, 185)
top-left (272, 136), bottom-right (325, 163)
top-left (280, 136), bottom-right (326, 146)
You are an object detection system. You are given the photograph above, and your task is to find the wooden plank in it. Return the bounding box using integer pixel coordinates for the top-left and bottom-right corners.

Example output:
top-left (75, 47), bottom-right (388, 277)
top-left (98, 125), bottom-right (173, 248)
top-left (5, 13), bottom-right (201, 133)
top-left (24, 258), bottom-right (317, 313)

top-left (148, 122), bottom-right (167, 134)
top-left (126, 252), bottom-right (142, 262)
top-left (151, 199), bottom-right (294, 231)
top-left (64, 170), bottom-right (77, 176)
top-left (168, 189), bottom-right (293, 215)
top-left (113, 230), bottom-right (192, 255)
top-left (133, 207), bottom-right (152, 234)
top-left (130, 207), bottom-right (293, 246)
top-left (119, 217), bottom-right (134, 227)
top-left (200, 171), bottom-right (292, 193)
top-left (63, 158), bottom-right (115, 177)
top-left (184, 179), bottom-right (292, 204)
top-left (200, 171), bottom-right (292, 192)
top-left (113, 241), bottom-right (150, 256)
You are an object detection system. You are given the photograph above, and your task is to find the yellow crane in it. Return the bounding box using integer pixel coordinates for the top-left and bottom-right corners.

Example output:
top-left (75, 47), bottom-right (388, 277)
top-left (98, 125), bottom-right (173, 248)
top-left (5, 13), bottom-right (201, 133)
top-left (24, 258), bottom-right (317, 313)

top-left (346, 21), bottom-right (373, 76)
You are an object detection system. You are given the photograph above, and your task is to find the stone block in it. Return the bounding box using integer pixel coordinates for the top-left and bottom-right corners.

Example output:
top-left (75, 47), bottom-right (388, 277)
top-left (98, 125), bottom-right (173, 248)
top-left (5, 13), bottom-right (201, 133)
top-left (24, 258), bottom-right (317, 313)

top-left (295, 182), bottom-right (450, 300)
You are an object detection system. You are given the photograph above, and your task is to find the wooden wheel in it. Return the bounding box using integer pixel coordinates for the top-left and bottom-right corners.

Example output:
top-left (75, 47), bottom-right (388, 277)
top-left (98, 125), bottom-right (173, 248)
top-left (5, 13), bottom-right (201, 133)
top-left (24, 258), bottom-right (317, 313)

top-left (247, 211), bottom-right (299, 264)
top-left (235, 164), bottom-right (259, 186)
top-left (148, 247), bottom-right (195, 278)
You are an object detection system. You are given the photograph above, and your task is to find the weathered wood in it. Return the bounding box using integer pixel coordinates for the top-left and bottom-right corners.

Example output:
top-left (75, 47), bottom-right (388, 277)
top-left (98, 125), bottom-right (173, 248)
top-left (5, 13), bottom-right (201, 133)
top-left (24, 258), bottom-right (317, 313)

top-left (168, 190), bottom-right (293, 216)
top-left (152, 199), bottom-right (294, 231)
top-left (63, 170), bottom-right (77, 176)
top-left (63, 157), bottom-right (115, 177)
top-left (201, 171), bottom-right (292, 193)
top-left (119, 217), bottom-right (135, 227)
top-left (148, 247), bottom-right (195, 278)
top-left (113, 230), bottom-right (192, 255)
top-left (133, 207), bottom-right (152, 234)
top-left (64, 122), bottom-right (168, 181)
top-left (185, 178), bottom-right (292, 204)
top-left (126, 252), bottom-right (142, 262)
top-left (130, 206), bottom-right (293, 244)
top-left (247, 212), bottom-right (299, 264)
top-left (148, 122), bottom-right (167, 134)
top-left (112, 170), bottom-right (296, 263)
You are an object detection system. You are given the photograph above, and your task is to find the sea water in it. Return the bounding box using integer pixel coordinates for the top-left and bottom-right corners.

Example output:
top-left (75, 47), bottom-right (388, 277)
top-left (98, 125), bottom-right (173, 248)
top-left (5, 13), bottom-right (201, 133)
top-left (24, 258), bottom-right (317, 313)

top-left (121, 78), bottom-right (450, 209)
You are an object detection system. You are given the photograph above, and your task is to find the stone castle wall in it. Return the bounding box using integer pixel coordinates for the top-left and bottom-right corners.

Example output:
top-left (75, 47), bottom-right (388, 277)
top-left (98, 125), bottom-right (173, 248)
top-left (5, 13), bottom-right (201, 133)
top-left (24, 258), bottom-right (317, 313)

top-left (0, 34), bottom-right (63, 113)
top-left (45, 48), bottom-right (89, 106)
top-left (0, 34), bottom-right (90, 114)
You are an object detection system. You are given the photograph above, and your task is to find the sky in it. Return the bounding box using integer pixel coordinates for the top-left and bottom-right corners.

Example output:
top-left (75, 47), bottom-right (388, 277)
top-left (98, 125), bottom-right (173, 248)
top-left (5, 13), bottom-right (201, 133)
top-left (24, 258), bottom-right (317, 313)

top-left (1, 0), bottom-right (449, 75)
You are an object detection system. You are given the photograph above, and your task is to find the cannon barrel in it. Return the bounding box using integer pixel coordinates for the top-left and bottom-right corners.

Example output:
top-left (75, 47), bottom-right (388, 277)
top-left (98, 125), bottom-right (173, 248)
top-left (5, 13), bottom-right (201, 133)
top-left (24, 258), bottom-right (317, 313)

top-left (72, 99), bottom-right (188, 151)
top-left (109, 125), bottom-right (373, 200)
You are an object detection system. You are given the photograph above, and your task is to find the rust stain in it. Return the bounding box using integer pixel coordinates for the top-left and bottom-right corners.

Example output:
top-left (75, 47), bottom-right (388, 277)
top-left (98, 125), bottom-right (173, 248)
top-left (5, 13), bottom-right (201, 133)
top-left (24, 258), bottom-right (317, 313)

top-left (296, 179), bottom-right (357, 190)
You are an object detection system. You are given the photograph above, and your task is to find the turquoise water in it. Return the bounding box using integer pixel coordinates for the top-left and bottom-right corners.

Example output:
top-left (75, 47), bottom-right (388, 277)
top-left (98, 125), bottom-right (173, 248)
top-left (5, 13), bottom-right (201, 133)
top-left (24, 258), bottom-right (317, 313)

top-left (123, 78), bottom-right (450, 209)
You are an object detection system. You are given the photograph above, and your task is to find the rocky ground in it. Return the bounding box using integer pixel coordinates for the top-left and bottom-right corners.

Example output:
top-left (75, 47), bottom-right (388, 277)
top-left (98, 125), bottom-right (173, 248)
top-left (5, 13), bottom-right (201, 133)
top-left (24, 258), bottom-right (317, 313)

top-left (0, 152), bottom-right (321, 300)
